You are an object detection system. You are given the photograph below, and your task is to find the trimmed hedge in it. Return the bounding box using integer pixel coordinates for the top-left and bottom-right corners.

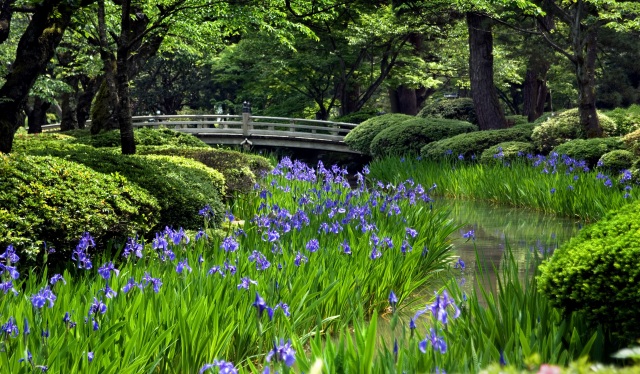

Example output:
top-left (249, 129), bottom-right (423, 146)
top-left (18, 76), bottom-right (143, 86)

top-left (538, 199), bottom-right (640, 343)
top-left (531, 109), bottom-right (617, 153)
top-left (21, 142), bottom-right (225, 231)
top-left (480, 141), bottom-right (535, 164)
top-left (418, 98), bottom-right (477, 124)
top-left (137, 146), bottom-right (273, 197)
top-left (551, 137), bottom-right (624, 167)
top-left (369, 118), bottom-right (477, 157)
top-left (68, 127), bottom-right (209, 148)
top-left (421, 124), bottom-right (535, 159)
top-left (598, 150), bottom-right (635, 172)
top-left (0, 153), bottom-right (158, 259)
top-left (343, 113), bottom-right (413, 154)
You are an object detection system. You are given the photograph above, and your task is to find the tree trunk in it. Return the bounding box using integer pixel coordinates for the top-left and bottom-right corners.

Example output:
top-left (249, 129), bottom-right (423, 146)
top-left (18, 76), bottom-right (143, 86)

top-left (466, 12), bottom-right (507, 130)
top-left (576, 27), bottom-right (601, 137)
top-left (91, 0), bottom-right (119, 134)
top-left (0, 0), bottom-right (79, 153)
top-left (60, 76), bottom-right (79, 131)
top-left (27, 97), bottom-right (51, 134)
top-left (389, 85), bottom-right (418, 115)
top-left (117, 0), bottom-right (135, 154)
top-left (522, 66), bottom-right (549, 122)
top-left (0, 0), bottom-right (14, 44)
top-left (338, 83), bottom-right (361, 116)
top-left (77, 75), bottom-right (101, 129)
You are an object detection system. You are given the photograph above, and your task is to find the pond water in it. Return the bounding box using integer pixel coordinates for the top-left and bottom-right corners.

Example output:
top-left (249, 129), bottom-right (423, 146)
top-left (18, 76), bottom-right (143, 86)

top-left (377, 197), bottom-right (583, 339)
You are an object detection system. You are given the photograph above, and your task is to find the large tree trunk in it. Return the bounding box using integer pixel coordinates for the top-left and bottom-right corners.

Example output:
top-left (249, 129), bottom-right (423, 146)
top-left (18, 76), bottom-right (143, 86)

top-left (27, 97), bottom-right (51, 134)
top-left (389, 85), bottom-right (419, 115)
top-left (0, 0), bottom-right (14, 44)
top-left (466, 12), bottom-right (507, 130)
top-left (0, 0), bottom-right (80, 153)
top-left (117, 0), bottom-right (135, 154)
top-left (522, 64), bottom-right (550, 122)
top-left (576, 27), bottom-right (601, 137)
top-left (91, 0), bottom-right (119, 134)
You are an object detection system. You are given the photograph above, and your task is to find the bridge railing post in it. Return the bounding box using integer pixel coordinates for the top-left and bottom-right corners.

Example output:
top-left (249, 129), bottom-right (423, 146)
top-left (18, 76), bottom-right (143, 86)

top-left (242, 101), bottom-right (251, 137)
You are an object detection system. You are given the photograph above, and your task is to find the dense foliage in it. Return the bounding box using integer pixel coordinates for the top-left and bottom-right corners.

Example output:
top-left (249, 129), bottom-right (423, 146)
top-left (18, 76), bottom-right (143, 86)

top-left (369, 118), bottom-right (477, 157)
top-left (421, 124), bottom-right (535, 160)
top-left (334, 109), bottom-right (380, 124)
top-left (417, 98), bottom-right (477, 124)
top-left (538, 199), bottom-right (640, 344)
top-left (479, 141), bottom-right (536, 164)
top-left (343, 114), bottom-right (413, 154)
top-left (622, 128), bottom-right (640, 155)
top-left (551, 138), bottom-right (624, 167)
top-left (137, 146), bottom-right (273, 197)
top-left (531, 109), bottom-right (617, 153)
top-left (603, 105), bottom-right (640, 135)
top-left (0, 153), bottom-right (158, 259)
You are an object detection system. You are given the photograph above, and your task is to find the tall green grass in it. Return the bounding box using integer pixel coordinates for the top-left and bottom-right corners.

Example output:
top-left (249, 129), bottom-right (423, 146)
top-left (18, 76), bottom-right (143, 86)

top-left (369, 156), bottom-right (636, 221)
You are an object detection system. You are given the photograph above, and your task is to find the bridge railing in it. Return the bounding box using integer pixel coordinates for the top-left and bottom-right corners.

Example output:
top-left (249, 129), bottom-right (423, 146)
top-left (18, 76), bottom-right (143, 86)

top-left (43, 115), bottom-right (358, 139)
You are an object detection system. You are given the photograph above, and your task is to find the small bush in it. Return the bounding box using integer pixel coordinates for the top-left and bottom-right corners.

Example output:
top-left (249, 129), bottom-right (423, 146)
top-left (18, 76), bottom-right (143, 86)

top-left (622, 128), bottom-right (640, 155)
top-left (70, 127), bottom-right (209, 148)
top-left (480, 141), bottom-right (536, 164)
top-left (603, 104), bottom-right (640, 135)
top-left (334, 109), bottom-right (380, 124)
top-left (138, 146), bottom-right (273, 197)
top-left (418, 98), bottom-right (477, 124)
top-left (531, 109), bottom-right (617, 153)
top-left (24, 144), bottom-right (225, 231)
top-left (0, 153), bottom-right (158, 259)
top-left (538, 199), bottom-right (640, 343)
top-left (343, 113), bottom-right (413, 154)
top-left (598, 150), bottom-right (635, 172)
top-left (551, 137), bottom-right (624, 167)
top-left (421, 124), bottom-right (535, 159)
top-left (369, 118), bottom-right (477, 157)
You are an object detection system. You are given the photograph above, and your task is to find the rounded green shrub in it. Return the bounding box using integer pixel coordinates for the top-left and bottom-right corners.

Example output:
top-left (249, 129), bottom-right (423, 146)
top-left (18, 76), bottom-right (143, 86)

top-left (421, 124), bottom-right (535, 160)
top-left (598, 150), bottom-right (635, 172)
top-left (369, 118), bottom-right (477, 157)
top-left (0, 153), bottom-right (159, 259)
top-left (343, 113), bottom-right (413, 154)
top-left (418, 98), bottom-right (477, 124)
top-left (480, 141), bottom-right (535, 164)
top-left (531, 109), bottom-right (617, 153)
top-left (70, 127), bottom-right (209, 148)
top-left (538, 199), bottom-right (640, 343)
top-left (137, 146), bottom-right (273, 197)
top-left (603, 104), bottom-right (640, 136)
top-left (25, 145), bottom-right (225, 231)
top-left (551, 137), bottom-right (624, 167)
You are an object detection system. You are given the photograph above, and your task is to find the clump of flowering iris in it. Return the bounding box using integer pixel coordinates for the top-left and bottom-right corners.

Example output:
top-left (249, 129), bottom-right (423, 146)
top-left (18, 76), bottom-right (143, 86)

top-left (122, 236), bottom-right (144, 258)
top-left (419, 328), bottom-right (447, 354)
top-left (305, 239), bottom-right (319, 253)
top-left (220, 237), bottom-right (240, 252)
top-left (98, 262), bottom-right (119, 280)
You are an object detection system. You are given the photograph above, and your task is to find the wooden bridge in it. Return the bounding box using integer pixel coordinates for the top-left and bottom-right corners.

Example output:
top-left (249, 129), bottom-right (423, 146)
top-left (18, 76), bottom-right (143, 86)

top-left (45, 114), bottom-right (361, 154)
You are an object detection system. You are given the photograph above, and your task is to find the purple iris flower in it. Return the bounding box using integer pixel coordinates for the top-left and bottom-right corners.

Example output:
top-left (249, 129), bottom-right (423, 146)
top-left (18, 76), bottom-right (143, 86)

top-left (98, 262), bottom-right (119, 280)
top-left (462, 230), bottom-right (475, 240)
top-left (122, 278), bottom-right (140, 294)
top-left (176, 259), bottom-right (192, 274)
top-left (389, 291), bottom-right (398, 311)
top-left (1, 316), bottom-right (19, 338)
top-left (30, 286), bottom-right (56, 309)
top-left (50, 274), bottom-right (66, 285)
top-left (294, 251), bottom-right (308, 266)
top-left (0, 264), bottom-right (19, 279)
top-left (419, 328), bottom-right (447, 354)
top-left (122, 237), bottom-right (143, 258)
top-left (89, 297), bottom-right (107, 315)
top-left (0, 244), bottom-right (19, 263)
top-left (341, 240), bottom-right (351, 255)
top-left (305, 239), bottom-right (319, 253)
top-left (141, 273), bottom-right (162, 293)
top-left (252, 292), bottom-right (268, 317)
top-left (0, 281), bottom-right (18, 295)
top-left (237, 277), bottom-right (258, 290)
top-left (266, 339), bottom-right (296, 367)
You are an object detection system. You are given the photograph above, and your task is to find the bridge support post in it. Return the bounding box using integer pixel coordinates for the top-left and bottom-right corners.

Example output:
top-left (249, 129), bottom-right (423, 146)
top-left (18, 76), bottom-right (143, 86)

top-left (242, 101), bottom-right (251, 137)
